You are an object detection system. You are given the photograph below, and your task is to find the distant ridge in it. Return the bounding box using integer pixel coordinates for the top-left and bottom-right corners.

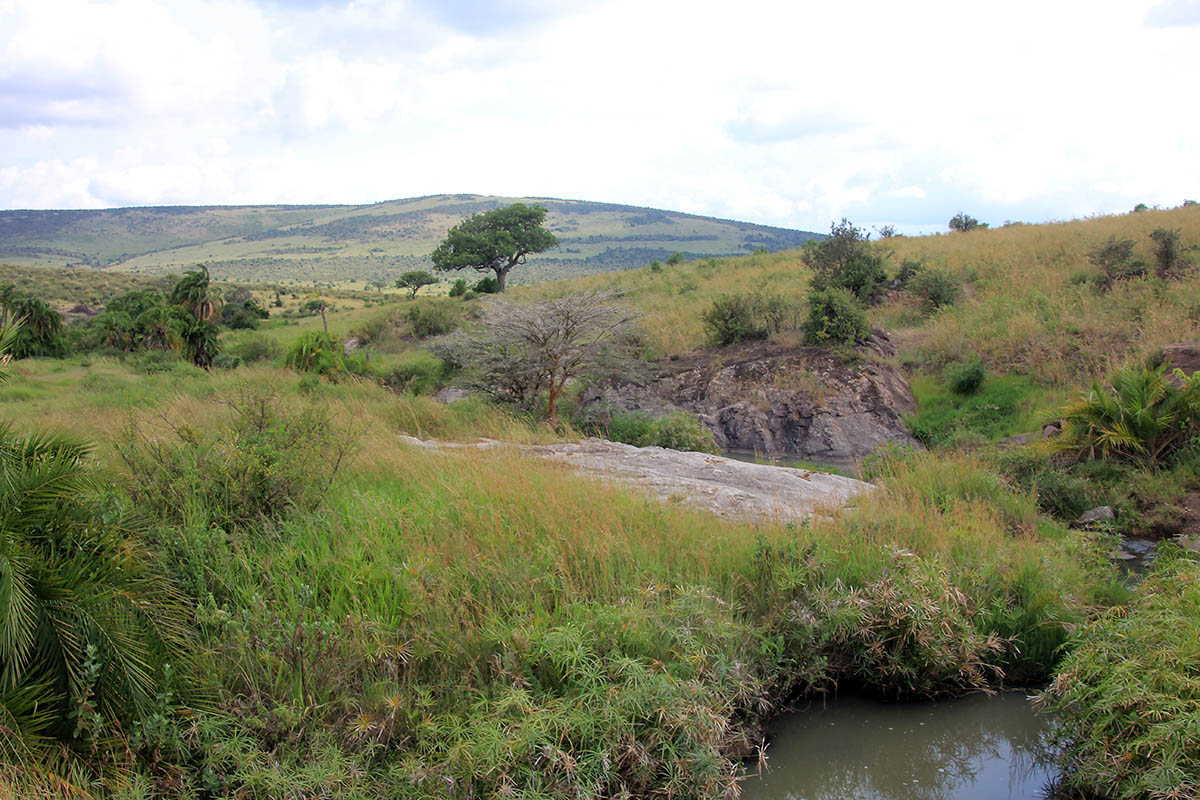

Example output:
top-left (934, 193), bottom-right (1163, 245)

top-left (0, 194), bottom-right (821, 286)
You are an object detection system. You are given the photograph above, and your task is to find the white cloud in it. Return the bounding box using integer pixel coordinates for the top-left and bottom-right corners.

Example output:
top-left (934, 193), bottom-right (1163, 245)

top-left (0, 0), bottom-right (1197, 232)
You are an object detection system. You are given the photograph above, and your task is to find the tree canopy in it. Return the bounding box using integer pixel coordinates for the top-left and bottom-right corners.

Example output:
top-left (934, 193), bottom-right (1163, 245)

top-left (430, 204), bottom-right (558, 292)
top-left (396, 270), bottom-right (438, 298)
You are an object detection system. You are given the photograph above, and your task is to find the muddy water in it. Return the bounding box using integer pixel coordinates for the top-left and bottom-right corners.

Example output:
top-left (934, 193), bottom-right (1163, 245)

top-left (740, 692), bottom-right (1056, 800)
top-left (721, 449), bottom-right (857, 476)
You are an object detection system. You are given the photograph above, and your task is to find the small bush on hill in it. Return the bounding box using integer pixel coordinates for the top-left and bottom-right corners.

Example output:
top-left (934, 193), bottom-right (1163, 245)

top-left (448, 278), bottom-right (469, 297)
top-left (1088, 235), bottom-right (1146, 289)
top-left (907, 268), bottom-right (960, 311)
top-left (945, 358), bottom-right (986, 395)
top-left (702, 294), bottom-right (767, 345)
top-left (948, 212), bottom-right (987, 232)
top-left (802, 287), bottom-right (869, 346)
top-left (803, 219), bottom-right (889, 304)
top-left (894, 258), bottom-right (924, 288)
top-left (382, 350), bottom-right (449, 395)
top-left (1150, 226), bottom-right (1192, 279)
top-left (473, 276), bottom-right (500, 294)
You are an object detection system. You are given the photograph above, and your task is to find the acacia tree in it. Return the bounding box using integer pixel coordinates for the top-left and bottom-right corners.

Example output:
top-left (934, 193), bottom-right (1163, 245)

top-left (431, 291), bottom-right (639, 420)
top-left (430, 203), bottom-right (558, 292)
top-left (396, 270), bottom-right (438, 299)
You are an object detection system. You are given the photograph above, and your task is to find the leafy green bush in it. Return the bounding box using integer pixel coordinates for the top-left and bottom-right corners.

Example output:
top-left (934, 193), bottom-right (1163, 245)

top-left (907, 268), bottom-right (960, 311)
top-left (406, 298), bottom-right (460, 338)
top-left (473, 276), bottom-right (500, 294)
top-left (229, 333), bottom-right (282, 363)
top-left (448, 278), bottom-right (469, 297)
top-left (804, 219), bottom-right (889, 304)
top-left (701, 294), bottom-right (767, 346)
top-left (117, 390), bottom-right (350, 530)
top-left (802, 287), bottom-right (869, 346)
top-left (382, 351), bottom-right (448, 395)
top-left (1040, 549), bottom-right (1200, 799)
top-left (1088, 236), bottom-right (1146, 289)
top-left (1150, 226), bottom-right (1191, 278)
top-left (945, 358), bottom-right (986, 395)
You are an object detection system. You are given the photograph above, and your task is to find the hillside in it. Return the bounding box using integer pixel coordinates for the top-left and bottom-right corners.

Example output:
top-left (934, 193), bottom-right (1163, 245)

top-left (0, 194), bottom-right (820, 287)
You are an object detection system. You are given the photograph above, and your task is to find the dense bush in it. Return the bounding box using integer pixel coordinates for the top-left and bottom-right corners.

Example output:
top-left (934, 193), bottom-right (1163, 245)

top-left (473, 276), bottom-right (500, 294)
top-left (1088, 235), bottom-right (1146, 289)
top-left (448, 278), bottom-right (469, 297)
top-left (803, 219), bottom-right (889, 304)
top-left (382, 351), bottom-right (449, 395)
top-left (1150, 226), bottom-right (1191, 279)
top-left (1040, 549), bottom-right (1200, 799)
top-left (406, 298), bottom-right (460, 338)
top-left (701, 294), bottom-right (767, 345)
top-left (802, 287), bottom-right (869, 346)
top-left (907, 268), bottom-right (960, 311)
top-left (116, 391), bottom-right (350, 531)
top-left (945, 358), bottom-right (986, 395)
top-left (228, 333), bottom-right (282, 363)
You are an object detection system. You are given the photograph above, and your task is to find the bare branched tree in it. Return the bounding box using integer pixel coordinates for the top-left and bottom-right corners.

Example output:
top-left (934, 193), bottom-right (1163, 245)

top-left (431, 291), bottom-right (641, 420)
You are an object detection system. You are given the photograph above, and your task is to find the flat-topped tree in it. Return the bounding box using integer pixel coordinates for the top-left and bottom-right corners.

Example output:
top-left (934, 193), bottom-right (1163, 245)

top-left (396, 270), bottom-right (438, 298)
top-left (431, 203), bottom-right (557, 292)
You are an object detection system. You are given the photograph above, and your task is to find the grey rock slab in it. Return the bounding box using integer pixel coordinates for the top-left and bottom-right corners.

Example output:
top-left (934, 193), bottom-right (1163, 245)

top-left (1076, 506), bottom-right (1117, 526)
top-left (399, 435), bottom-right (873, 524)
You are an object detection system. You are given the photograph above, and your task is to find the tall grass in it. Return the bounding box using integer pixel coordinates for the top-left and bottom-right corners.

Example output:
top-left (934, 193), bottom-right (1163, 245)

top-left (87, 377), bottom-right (1113, 798)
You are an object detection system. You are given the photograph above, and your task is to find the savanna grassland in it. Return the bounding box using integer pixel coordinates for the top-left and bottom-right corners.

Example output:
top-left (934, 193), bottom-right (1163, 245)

top-left (2, 203), bottom-right (1199, 799)
top-left (0, 195), bottom-right (819, 287)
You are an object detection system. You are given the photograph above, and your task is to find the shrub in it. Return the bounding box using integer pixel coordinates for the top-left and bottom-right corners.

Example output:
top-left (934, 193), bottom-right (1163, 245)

top-left (406, 298), bottom-right (460, 338)
top-left (802, 287), bottom-right (869, 346)
top-left (803, 219), bottom-right (889, 304)
top-left (116, 390), bottom-right (351, 530)
top-left (907, 268), bottom-right (960, 311)
top-left (945, 358), bottom-right (986, 395)
top-left (1039, 550), bottom-right (1200, 799)
top-left (448, 278), bottom-right (469, 297)
top-left (1149, 226), bottom-right (1191, 279)
top-left (948, 212), bottom-right (987, 232)
top-left (229, 333), bottom-right (282, 363)
top-left (665, 251), bottom-right (685, 266)
top-left (894, 258), bottom-right (924, 288)
top-left (1088, 236), bottom-right (1145, 289)
top-left (473, 276), bottom-right (500, 294)
top-left (701, 294), bottom-right (768, 346)
top-left (382, 351), bottom-right (448, 395)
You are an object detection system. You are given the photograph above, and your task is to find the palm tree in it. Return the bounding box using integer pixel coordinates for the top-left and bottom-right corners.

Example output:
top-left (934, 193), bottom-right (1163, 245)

top-left (174, 314), bottom-right (218, 368)
top-left (0, 329), bottom-right (187, 787)
top-left (170, 265), bottom-right (222, 323)
top-left (6, 296), bottom-right (63, 358)
top-left (1054, 363), bottom-right (1200, 465)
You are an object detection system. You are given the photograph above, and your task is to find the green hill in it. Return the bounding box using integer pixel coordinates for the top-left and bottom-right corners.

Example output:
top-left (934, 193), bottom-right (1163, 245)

top-left (0, 194), bottom-right (820, 287)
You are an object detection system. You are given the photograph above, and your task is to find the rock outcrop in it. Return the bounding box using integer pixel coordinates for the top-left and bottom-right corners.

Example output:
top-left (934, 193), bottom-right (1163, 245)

top-left (399, 435), bottom-right (873, 524)
top-left (581, 336), bottom-right (918, 461)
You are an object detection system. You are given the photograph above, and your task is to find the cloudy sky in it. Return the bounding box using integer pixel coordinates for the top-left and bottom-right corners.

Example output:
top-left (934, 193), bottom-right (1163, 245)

top-left (1, 0), bottom-right (1197, 233)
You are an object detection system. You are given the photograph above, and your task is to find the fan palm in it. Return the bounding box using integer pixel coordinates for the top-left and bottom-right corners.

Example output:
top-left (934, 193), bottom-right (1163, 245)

top-left (0, 329), bottom-right (187, 786)
top-left (173, 314), bottom-right (218, 368)
top-left (1055, 363), bottom-right (1200, 465)
top-left (170, 265), bottom-right (222, 323)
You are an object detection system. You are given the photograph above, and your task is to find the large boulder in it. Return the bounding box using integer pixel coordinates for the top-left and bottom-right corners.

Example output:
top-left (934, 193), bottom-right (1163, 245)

top-left (582, 338), bottom-right (919, 461)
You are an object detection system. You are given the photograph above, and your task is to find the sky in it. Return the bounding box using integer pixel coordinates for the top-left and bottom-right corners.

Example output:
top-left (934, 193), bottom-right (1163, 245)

top-left (1, 0), bottom-right (1198, 234)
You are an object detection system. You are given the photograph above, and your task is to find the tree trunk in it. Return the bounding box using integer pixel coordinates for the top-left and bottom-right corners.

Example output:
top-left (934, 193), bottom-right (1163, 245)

top-left (320, 304), bottom-right (328, 332)
top-left (496, 267), bottom-right (509, 292)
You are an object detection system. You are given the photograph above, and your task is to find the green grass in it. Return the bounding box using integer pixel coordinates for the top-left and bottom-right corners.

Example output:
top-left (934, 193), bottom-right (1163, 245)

top-left (904, 373), bottom-right (1066, 447)
top-left (0, 357), bottom-right (1119, 797)
top-left (1040, 548), bottom-right (1200, 799)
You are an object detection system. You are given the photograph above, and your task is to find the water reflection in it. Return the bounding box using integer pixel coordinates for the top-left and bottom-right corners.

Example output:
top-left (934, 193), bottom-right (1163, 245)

top-left (740, 692), bottom-right (1055, 800)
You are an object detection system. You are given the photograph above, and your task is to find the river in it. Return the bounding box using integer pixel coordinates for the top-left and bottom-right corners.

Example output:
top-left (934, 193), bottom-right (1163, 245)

top-left (739, 692), bottom-right (1057, 800)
